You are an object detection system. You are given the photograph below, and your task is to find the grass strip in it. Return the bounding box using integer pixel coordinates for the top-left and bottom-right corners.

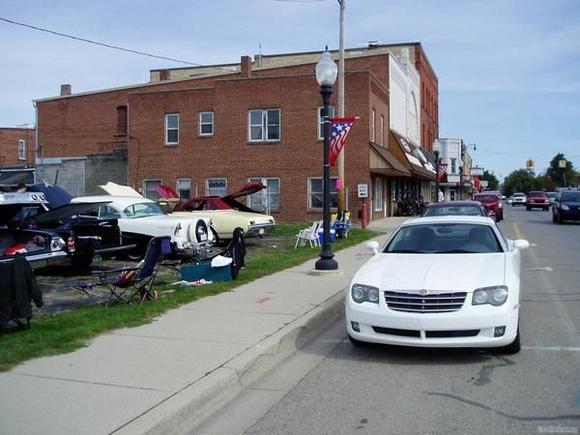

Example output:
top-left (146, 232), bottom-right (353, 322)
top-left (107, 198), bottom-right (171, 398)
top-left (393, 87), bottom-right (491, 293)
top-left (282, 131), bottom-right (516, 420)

top-left (0, 224), bottom-right (379, 371)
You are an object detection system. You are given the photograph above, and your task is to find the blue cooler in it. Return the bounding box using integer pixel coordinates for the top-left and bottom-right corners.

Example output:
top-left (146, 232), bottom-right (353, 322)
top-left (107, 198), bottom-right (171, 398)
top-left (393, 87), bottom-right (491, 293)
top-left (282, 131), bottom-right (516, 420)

top-left (317, 228), bottom-right (336, 244)
top-left (180, 260), bottom-right (232, 282)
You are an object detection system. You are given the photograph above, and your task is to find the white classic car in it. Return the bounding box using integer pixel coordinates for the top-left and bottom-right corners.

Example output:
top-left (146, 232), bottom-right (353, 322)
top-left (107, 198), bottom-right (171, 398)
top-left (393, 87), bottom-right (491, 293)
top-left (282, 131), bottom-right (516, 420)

top-left (346, 216), bottom-right (529, 353)
top-left (71, 194), bottom-right (214, 257)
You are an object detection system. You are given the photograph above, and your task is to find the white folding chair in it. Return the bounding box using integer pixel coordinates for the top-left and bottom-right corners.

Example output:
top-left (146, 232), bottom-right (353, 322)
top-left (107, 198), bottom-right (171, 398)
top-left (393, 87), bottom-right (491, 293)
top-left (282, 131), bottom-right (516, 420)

top-left (295, 220), bottom-right (321, 248)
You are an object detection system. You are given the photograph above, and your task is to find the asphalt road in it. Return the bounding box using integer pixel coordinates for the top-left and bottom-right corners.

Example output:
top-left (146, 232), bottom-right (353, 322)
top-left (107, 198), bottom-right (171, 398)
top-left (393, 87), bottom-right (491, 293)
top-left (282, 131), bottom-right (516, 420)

top-left (195, 206), bottom-right (580, 435)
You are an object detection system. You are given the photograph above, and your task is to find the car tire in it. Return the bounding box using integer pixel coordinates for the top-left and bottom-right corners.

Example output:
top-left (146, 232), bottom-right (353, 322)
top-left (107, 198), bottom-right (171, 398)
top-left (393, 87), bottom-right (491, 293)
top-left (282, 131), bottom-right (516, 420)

top-left (526, 206), bottom-right (531, 211)
top-left (496, 328), bottom-right (521, 354)
top-left (348, 334), bottom-right (368, 347)
top-left (71, 253), bottom-right (94, 269)
top-left (552, 212), bottom-right (557, 223)
top-left (557, 212), bottom-right (563, 225)
top-left (195, 220), bottom-right (209, 244)
top-left (544, 206), bottom-right (549, 211)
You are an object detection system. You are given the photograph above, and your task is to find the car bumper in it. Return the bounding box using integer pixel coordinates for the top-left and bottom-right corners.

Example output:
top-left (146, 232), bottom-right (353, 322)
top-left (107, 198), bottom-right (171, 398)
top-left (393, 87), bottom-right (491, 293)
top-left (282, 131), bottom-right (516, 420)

top-left (247, 223), bottom-right (276, 236)
top-left (527, 202), bottom-right (549, 208)
top-left (561, 209), bottom-right (580, 220)
top-left (345, 298), bottom-right (519, 348)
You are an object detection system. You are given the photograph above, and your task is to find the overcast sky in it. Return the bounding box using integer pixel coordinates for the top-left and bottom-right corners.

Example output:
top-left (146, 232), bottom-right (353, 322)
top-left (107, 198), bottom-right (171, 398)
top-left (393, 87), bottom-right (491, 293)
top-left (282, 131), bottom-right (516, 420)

top-left (1, 0), bottom-right (579, 178)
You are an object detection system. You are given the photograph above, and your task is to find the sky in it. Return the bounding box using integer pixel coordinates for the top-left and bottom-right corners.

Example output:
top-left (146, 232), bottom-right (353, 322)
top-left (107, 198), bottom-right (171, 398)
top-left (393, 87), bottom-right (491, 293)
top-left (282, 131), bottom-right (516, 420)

top-left (1, 0), bottom-right (579, 179)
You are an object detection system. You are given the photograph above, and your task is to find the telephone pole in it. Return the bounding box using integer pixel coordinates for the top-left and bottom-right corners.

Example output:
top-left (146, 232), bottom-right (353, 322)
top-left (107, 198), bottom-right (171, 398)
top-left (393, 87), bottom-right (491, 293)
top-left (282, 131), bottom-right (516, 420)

top-left (336, 0), bottom-right (346, 212)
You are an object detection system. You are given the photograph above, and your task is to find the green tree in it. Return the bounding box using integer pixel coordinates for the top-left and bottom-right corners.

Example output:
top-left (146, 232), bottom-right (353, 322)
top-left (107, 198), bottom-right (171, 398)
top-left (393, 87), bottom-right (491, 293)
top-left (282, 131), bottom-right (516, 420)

top-left (479, 170), bottom-right (499, 190)
top-left (502, 169), bottom-right (540, 196)
top-left (546, 153), bottom-right (577, 187)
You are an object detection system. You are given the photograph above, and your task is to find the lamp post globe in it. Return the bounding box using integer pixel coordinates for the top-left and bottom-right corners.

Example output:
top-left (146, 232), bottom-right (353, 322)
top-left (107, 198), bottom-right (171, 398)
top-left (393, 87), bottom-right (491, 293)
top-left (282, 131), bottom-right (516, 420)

top-left (315, 48), bottom-right (339, 271)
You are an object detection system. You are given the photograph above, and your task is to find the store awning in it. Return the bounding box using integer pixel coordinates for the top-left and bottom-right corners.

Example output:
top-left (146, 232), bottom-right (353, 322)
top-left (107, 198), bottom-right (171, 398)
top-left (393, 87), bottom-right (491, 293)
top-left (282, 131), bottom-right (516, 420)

top-left (369, 142), bottom-right (411, 177)
top-left (389, 131), bottom-right (435, 181)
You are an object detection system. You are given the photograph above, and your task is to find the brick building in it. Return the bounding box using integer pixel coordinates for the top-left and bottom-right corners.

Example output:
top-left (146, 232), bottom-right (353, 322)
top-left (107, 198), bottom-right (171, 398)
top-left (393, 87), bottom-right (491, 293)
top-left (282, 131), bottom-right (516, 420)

top-left (0, 127), bottom-right (36, 189)
top-left (34, 43), bottom-right (439, 222)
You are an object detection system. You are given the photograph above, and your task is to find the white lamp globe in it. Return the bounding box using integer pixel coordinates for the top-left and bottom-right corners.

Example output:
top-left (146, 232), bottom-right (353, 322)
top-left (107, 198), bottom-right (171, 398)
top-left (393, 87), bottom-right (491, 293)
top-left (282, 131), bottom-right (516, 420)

top-left (315, 49), bottom-right (338, 86)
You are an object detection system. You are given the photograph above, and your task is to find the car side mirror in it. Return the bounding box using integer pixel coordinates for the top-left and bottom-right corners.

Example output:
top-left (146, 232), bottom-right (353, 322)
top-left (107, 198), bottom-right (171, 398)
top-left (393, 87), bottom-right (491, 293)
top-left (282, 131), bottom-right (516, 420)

top-left (366, 240), bottom-right (380, 255)
top-left (513, 239), bottom-right (530, 250)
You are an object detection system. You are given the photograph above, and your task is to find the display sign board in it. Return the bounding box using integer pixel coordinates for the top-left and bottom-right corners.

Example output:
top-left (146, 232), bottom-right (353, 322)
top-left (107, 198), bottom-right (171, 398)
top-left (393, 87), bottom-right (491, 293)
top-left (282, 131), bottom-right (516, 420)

top-left (357, 184), bottom-right (368, 198)
top-left (471, 167), bottom-right (484, 176)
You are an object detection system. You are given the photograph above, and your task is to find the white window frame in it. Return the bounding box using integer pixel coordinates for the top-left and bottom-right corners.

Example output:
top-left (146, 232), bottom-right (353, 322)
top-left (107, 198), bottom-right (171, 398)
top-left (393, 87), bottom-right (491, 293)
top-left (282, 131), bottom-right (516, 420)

top-left (374, 177), bottom-right (384, 211)
top-left (450, 158), bottom-right (457, 174)
top-left (143, 179), bottom-right (162, 200)
top-left (248, 177), bottom-right (281, 213)
top-left (176, 178), bottom-right (191, 199)
top-left (371, 109), bottom-right (376, 143)
top-left (199, 111), bottom-right (214, 136)
top-left (248, 109), bottom-right (281, 142)
top-left (317, 106), bottom-right (335, 140)
top-left (380, 114), bottom-right (385, 146)
top-left (206, 178), bottom-right (227, 196)
top-left (165, 113), bottom-right (179, 145)
top-left (17, 139), bottom-right (26, 161)
top-left (308, 176), bottom-right (338, 210)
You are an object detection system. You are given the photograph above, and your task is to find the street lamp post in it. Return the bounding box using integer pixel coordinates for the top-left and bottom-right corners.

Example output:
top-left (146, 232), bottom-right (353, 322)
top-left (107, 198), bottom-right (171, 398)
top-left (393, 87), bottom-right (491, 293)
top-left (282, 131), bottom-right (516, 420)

top-left (434, 150), bottom-right (440, 202)
top-left (315, 49), bottom-right (338, 271)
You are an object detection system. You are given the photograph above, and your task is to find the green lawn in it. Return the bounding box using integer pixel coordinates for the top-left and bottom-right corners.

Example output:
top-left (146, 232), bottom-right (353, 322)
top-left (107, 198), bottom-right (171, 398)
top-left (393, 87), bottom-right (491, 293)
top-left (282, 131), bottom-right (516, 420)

top-left (0, 224), bottom-right (379, 371)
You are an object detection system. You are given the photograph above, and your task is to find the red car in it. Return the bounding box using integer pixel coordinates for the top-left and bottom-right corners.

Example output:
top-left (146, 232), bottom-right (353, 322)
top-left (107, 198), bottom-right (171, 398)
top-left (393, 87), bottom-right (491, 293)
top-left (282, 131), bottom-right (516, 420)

top-left (473, 191), bottom-right (503, 222)
top-left (526, 191), bottom-right (549, 211)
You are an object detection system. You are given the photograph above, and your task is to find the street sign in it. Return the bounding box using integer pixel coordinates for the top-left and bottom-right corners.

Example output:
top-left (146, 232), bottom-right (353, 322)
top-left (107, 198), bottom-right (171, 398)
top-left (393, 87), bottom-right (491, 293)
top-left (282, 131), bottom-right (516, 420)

top-left (559, 159), bottom-right (567, 168)
top-left (357, 184), bottom-right (368, 198)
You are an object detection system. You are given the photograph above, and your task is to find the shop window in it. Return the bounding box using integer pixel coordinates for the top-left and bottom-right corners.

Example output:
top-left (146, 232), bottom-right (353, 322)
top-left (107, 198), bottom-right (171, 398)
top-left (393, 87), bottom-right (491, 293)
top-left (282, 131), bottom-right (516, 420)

top-left (165, 113), bottom-right (179, 145)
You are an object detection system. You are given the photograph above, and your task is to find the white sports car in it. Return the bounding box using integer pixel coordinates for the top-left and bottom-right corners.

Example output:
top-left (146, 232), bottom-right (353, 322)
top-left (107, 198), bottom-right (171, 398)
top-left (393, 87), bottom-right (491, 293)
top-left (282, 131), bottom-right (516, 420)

top-left (71, 195), bottom-right (214, 257)
top-left (346, 216), bottom-right (529, 353)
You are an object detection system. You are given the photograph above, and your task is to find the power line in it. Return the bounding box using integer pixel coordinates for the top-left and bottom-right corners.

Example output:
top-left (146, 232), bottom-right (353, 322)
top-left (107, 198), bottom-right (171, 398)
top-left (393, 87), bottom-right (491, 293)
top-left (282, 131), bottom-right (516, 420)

top-left (0, 16), bottom-right (202, 66)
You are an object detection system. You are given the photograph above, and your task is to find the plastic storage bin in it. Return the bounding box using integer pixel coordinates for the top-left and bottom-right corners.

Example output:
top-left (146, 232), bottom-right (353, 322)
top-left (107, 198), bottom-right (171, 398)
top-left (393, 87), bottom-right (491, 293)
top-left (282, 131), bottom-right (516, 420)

top-left (180, 260), bottom-right (232, 282)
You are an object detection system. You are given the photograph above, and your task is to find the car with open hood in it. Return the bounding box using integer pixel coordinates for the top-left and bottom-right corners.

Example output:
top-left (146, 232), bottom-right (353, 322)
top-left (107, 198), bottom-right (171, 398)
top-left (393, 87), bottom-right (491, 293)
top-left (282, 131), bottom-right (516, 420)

top-left (72, 187), bottom-right (215, 258)
top-left (345, 216), bottom-right (529, 353)
top-left (156, 182), bottom-right (276, 241)
top-left (1, 192), bottom-right (68, 269)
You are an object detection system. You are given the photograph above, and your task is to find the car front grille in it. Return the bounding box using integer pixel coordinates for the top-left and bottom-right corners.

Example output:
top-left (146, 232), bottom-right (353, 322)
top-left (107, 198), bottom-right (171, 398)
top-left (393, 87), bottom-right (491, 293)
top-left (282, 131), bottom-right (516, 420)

top-left (384, 291), bottom-right (467, 313)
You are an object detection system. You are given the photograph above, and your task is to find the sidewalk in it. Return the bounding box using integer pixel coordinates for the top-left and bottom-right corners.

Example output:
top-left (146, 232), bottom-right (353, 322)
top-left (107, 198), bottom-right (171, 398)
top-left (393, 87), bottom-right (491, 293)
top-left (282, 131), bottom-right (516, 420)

top-left (0, 218), bottom-right (403, 435)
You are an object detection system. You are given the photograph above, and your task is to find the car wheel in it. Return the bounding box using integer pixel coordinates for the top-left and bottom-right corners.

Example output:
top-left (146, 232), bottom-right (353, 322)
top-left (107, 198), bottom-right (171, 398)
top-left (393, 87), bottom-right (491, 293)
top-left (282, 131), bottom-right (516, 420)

top-left (552, 212), bottom-right (557, 222)
top-left (526, 206), bottom-right (530, 211)
top-left (71, 253), bottom-right (94, 269)
top-left (557, 212), bottom-right (563, 225)
top-left (496, 328), bottom-right (521, 354)
top-left (348, 334), bottom-right (368, 347)
top-left (195, 220), bottom-right (209, 244)
top-left (544, 206), bottom-right (549, 211)
top-left (127, 239), bottom-right (149, 261)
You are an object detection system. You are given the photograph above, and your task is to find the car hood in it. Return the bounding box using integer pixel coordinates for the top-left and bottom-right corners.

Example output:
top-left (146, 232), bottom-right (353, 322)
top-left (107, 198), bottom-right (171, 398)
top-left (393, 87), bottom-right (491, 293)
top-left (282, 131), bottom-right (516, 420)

top-left (353, 253), bottom-right (506, 292)
top-left (98, 182), bottom-right (143, 197)
top-left (562, 201), bottom-right (580, 206)
top-left (20, 202), bottom-right (113, 227)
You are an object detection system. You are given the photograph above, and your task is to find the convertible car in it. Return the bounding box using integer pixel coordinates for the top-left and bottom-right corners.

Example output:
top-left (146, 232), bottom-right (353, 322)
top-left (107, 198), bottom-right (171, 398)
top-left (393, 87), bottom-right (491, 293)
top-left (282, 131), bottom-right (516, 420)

top-left (156, 183), bottom-right (276, 241)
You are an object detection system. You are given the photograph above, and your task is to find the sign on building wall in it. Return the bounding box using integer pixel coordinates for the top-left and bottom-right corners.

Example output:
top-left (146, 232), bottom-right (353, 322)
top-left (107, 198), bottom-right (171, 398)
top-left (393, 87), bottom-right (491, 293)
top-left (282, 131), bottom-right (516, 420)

top-left (357, 184), bottom-right (368, 198)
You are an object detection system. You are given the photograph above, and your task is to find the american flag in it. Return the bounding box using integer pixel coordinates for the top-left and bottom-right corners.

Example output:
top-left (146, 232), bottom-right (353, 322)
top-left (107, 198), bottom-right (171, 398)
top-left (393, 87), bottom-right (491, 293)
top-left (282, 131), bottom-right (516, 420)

top-left (329, 117), bottom-right (356, 166)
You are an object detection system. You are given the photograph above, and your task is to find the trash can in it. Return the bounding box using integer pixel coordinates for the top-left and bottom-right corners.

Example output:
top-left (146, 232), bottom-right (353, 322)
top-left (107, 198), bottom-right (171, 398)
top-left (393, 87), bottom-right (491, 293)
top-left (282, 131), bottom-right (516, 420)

top-left (180, 260), bottom-right (232, 282)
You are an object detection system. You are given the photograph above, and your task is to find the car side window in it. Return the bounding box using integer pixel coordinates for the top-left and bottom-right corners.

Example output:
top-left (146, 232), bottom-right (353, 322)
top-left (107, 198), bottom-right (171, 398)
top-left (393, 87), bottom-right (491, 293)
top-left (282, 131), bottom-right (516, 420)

top-left (99, 205), bottom-right (122, 219)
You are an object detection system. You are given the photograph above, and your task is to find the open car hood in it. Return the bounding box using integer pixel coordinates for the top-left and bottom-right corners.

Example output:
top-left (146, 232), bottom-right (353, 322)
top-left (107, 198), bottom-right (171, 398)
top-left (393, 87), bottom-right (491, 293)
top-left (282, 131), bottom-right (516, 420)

top-left (27, 182), bottom-right (72, 209)
top-left (98, 182), bottom-right (143, 197)
top-left (19, 201), bottom-right (113, 227)
top-left (0, 192), bottom-right (49, 225)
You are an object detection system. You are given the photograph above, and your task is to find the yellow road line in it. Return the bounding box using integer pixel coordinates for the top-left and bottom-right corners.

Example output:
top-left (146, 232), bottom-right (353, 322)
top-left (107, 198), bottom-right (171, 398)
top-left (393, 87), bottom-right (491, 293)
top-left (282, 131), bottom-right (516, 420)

top-left (513, 221), bottom-right (524, 239)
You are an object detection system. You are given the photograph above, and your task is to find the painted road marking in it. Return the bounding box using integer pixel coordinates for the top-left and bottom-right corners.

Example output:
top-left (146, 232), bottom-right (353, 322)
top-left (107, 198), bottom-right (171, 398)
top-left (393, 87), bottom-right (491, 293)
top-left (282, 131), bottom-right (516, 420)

top-left (513, 221), bottom-right (524, 239)
top-left (525, 266), bottom-right (554, 272)
top-left (522, 346), bottom-right (580, 352)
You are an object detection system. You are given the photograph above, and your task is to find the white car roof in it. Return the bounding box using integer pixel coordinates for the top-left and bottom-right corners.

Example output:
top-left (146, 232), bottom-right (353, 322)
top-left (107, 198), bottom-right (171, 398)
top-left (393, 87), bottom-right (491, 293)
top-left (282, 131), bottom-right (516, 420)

top-left (401, 215), bottom-right (496, 227)
top-left (71, 195), bottom-right (155, 208)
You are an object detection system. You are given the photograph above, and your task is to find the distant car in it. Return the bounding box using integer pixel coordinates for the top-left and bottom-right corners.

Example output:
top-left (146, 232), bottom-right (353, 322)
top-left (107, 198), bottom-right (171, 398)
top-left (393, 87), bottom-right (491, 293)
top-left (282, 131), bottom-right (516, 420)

top-left (546, 192), bottom-right (558, 206)
top-left (71, 195), bottom-right (215, 258)
top-left (345, 216), bottom-right (529, 353)
top-left (506, 196), bottom-right (513, 205)
top-left (526, 191), bottom-right (549, 211)
top-left (473, 191), bottom-right (503, 221)
top-left (0, 192), bottom-right (68, 269)
top-left (511, 193), bottom-right (526, 206)
top-left (552, 190), bottom-right (580, 224)
top-left (422, 201), bottom-right (490, 219)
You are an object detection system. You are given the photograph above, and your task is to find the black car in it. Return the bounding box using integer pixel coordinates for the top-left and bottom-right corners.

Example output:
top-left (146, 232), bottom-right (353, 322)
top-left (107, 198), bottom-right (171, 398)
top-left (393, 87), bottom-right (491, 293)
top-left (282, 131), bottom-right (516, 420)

top-left (1, 192), bottom-right (69, 269)
top-left (552, 190), bottom-right (580, 224)
top-left (9, 183), bottom-right (127, 267)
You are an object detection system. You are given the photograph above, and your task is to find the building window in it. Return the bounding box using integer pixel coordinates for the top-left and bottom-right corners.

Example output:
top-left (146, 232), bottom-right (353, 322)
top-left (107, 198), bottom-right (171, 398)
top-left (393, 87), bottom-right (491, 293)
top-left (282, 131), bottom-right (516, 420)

top-left (371, 109), bottom-right (376, 142)
top-left (176, 178), bottom-right (191, 199)
top-left (248, 177), bottom-right (280, 213)
top-left (17, 139), bottom-right (26, 161)
top-left (450, 158), bottom-right (457, 174)
top-left (143, 179), bottom-right (162, 200)
top-left (117, 105), bottom-right (128, 136)
top-left (318, 106), bottom-right (335, 140)
top-left (374, 177), bottom-right (384, 211)
top-left (165, 113), bottom-right (179, 145)
top-left (206, 178), bottom-right (227, 196)
top-left (308, 177), bottom-right (338, 209)
top-left (380, 114), bottom-right (385, 146)
top-left (199, 111), bottom-right (214, 136)
top-left (248, 109), bottom-right (280, 142)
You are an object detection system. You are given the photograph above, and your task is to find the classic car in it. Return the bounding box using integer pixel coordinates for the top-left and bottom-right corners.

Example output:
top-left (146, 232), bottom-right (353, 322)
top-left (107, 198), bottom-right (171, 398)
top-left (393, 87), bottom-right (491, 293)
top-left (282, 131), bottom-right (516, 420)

top-left (156, 182), bottom-right (276, 241)
top-left (70, 194), bottom-right (215, 258)
top-left (0, 192), bottom-right (68, 269)
top-left (346, 216), bottom-right (529, 353)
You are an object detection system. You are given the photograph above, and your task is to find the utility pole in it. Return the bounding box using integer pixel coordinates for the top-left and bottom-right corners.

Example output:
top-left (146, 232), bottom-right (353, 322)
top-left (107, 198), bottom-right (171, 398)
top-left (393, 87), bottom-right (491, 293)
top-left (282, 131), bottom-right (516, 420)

top-left (336, 0), bottom-right (346, 213)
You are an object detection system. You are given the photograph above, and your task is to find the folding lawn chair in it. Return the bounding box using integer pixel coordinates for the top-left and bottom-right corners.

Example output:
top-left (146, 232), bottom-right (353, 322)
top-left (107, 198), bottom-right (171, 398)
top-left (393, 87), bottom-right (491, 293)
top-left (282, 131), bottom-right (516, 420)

top-left (294, 220), bottom-right (322, 248)
top-left (72, 236), bottom-right (172, 305)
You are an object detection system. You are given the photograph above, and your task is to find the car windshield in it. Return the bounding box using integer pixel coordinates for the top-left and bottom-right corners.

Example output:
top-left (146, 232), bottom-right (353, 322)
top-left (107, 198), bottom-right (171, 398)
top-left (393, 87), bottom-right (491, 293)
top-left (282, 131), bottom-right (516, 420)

top-left (513, 193), bottom-right (525, 197)
top-left (423, 205), bottom-right (484, 217)
top-left (528, 191), bottom-right (546, 197)
top-left (547, 192), bottom-right (557, 199)
top-left (561, 191), bottom-right (580, 202)
top-left (384, 223), bottom-right (503, 254)
top-left (474, 195), bottom-right (497, 202)
top-left (123, 202), bottom-right (165, 218)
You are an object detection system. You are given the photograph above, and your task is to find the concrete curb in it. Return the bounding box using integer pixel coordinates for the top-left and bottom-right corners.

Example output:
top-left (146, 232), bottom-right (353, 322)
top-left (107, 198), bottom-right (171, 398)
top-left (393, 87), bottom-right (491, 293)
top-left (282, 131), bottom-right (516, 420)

top-left (114, 289), bottom-right (346, 435)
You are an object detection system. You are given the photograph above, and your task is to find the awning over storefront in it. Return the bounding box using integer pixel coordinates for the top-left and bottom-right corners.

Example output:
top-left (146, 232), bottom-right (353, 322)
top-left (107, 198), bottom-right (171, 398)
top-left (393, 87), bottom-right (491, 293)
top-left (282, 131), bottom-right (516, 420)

top-left (389, 131), bottom-right (435, 181)
top-left (369, 142), bottom-right (411, 177)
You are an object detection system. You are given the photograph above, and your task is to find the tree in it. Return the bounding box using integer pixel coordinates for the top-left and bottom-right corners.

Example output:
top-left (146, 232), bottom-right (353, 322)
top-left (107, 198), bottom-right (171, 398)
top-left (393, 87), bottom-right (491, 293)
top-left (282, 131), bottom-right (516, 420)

top-left (502, 169), bottom-right (540, 196)
top-left (546, 153), bottom-right (577, 187)
top-left (479, 170), bottom-right (499, 190)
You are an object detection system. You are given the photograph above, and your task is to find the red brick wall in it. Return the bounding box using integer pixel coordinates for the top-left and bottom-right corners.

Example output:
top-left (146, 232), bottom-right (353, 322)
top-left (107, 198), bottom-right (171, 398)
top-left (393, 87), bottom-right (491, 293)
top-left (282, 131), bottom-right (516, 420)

top-left (415, 45), bottom-right (439, 152)
top-left (0, 128), bottom-right (35, 166)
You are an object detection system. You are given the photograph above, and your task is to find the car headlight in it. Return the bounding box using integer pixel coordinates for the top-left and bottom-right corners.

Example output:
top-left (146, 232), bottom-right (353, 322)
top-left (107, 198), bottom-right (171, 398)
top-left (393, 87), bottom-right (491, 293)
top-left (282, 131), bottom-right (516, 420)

top-left (561, 204), bottom-right (570, 211)
top-left (351, 284), bottom-right (379, 304)
top-left (472, 286), bottom-right (508, 306)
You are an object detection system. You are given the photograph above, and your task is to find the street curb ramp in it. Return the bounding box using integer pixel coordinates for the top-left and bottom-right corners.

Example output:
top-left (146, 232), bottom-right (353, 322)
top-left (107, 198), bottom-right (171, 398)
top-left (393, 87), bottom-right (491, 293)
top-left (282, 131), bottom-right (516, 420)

top-left (113, 290), bottom-right (346, 435)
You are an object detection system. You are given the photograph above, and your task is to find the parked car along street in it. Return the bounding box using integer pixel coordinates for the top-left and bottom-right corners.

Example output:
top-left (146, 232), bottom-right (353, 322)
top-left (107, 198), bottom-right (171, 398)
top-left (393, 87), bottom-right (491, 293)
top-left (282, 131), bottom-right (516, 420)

top-left (511, 192), bottom-right (527, 206)
top-left (526, 191), bottom-right (550, 211)
top-left (546, 191), bottom-right (558, 206)
top-left (552, 190), bottom-right (580, 224)
top-left (473, 191), bottom-right (503, 221)
top-left (346, 216), bottom-right (529, 353)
